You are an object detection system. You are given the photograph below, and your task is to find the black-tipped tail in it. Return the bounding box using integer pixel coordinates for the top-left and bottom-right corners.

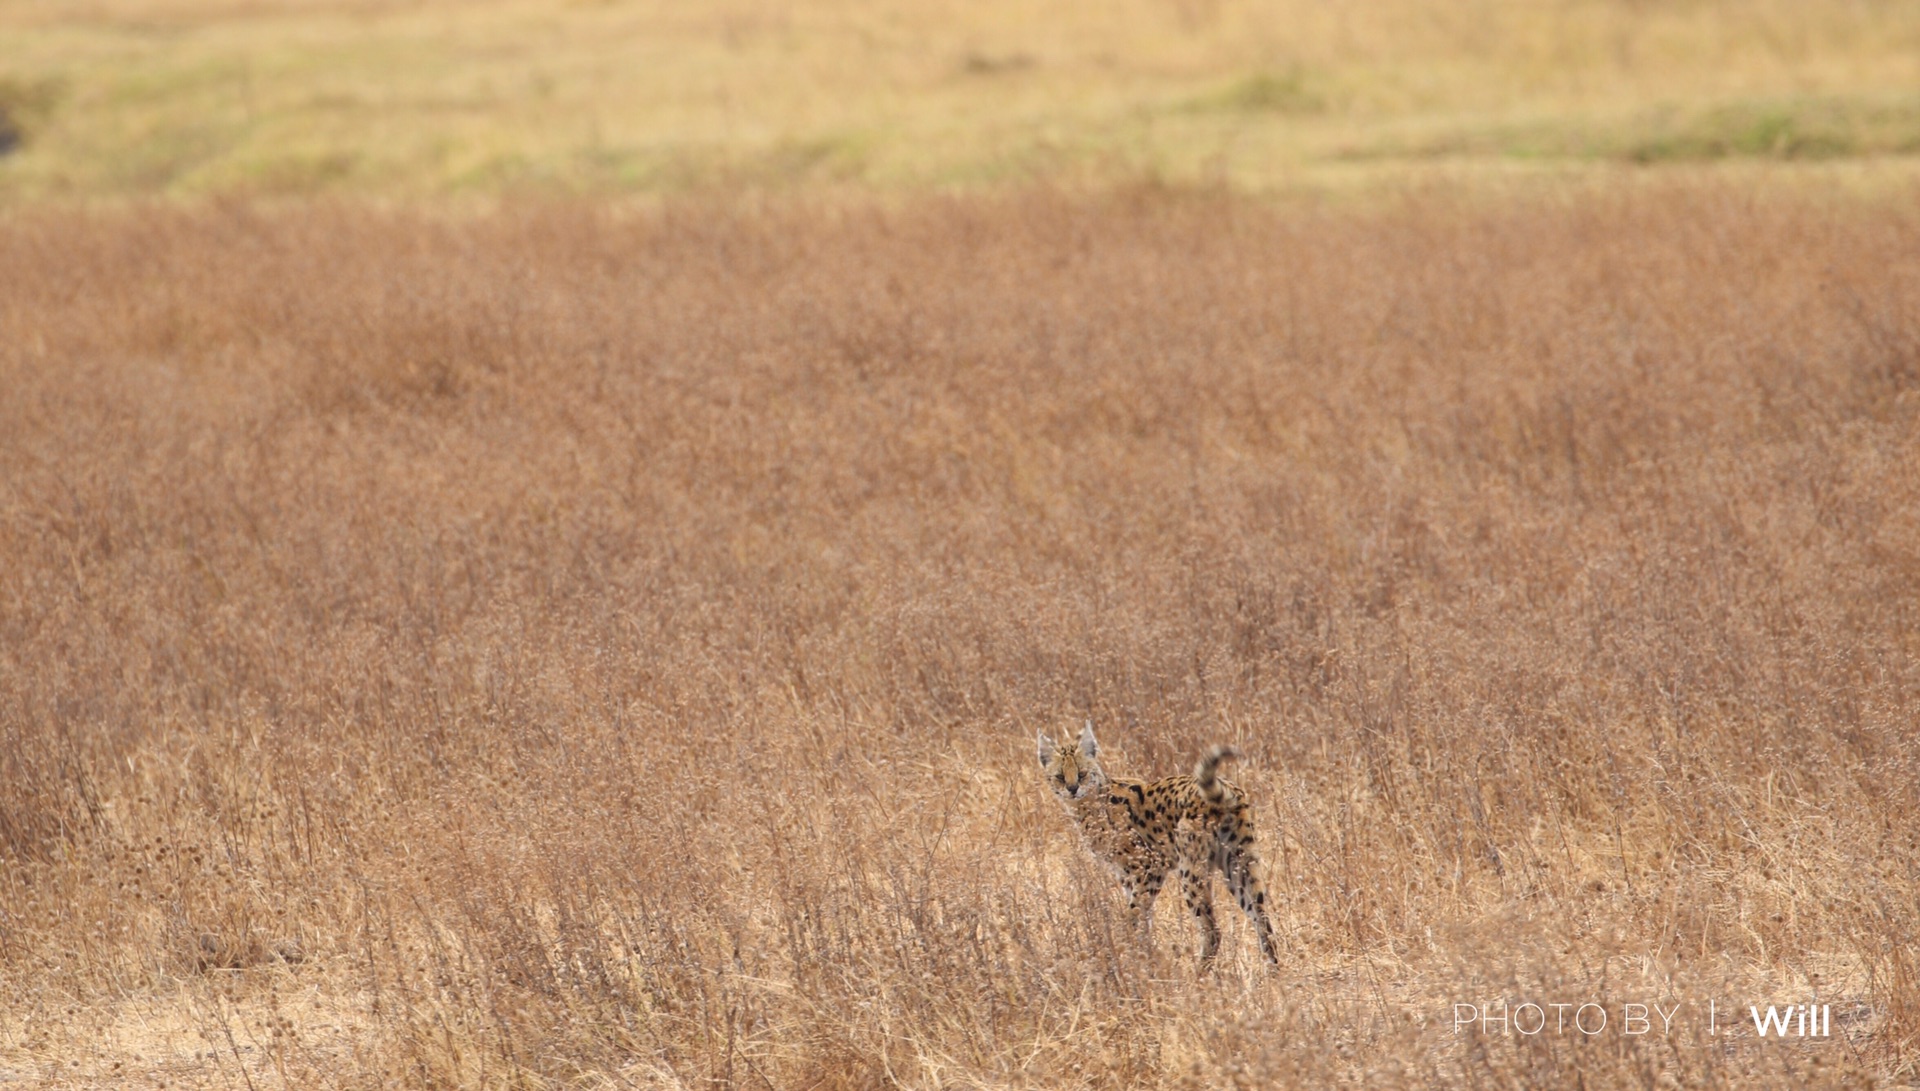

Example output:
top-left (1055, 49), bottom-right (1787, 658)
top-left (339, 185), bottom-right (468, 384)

top-left (1193, 745), bottom-right (1242, 803)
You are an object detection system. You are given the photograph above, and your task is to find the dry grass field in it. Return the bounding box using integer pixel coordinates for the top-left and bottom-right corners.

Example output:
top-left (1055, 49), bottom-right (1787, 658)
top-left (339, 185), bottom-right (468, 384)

top-left (3, 0), bottom-right (1920, 195)
top-left (2, 184), bottom-right (1918, 1088)
top-left (6, 2), bottom-right (1920, 1088)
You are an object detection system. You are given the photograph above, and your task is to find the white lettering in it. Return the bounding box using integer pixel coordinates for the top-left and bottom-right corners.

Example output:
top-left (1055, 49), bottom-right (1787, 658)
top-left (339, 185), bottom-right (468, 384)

top-left (1751, 1006), bottom-right (1793, 1037)
top-left (1483, 1000), bottom-right (1508, 1034)
top-left (1513, 1003), bottom-right (1546, 1036)
top-left (1655, 1002), bottom-right (1681, 1034)
top-left (1454, 1004), bottom-right (1478, 1034)
top-left (1575, 1004), bottom-right (1607, 1035)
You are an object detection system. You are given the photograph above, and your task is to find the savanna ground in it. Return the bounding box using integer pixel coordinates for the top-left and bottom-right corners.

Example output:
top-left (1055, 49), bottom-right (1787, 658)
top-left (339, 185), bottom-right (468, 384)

top-left (4, 2), bottom-right (1920, 1090)
top-left (2, 0), bottom-right (1920, 195)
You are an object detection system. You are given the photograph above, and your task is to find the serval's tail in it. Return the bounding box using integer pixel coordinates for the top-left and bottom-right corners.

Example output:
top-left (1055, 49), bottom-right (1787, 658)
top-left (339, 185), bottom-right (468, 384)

top-left (1193, 745), bottom-right (1241, 806)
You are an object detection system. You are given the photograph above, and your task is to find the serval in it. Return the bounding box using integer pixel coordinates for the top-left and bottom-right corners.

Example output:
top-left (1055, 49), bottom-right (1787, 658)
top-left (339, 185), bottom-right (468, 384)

top-left (1038, 722), bottom-right (1280, 967)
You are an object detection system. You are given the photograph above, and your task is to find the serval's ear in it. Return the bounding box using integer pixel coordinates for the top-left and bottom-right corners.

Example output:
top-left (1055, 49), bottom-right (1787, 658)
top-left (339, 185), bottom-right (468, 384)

top-left (1037, 732), bottom-right (1057, 767)
top-left (1078, 720), bottom-right (1099, 759)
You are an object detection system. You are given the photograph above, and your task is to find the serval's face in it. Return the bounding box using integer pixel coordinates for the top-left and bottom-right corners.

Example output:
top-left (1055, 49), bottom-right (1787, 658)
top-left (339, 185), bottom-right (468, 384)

top-left (1037, 722), bottom-right (1107, 802)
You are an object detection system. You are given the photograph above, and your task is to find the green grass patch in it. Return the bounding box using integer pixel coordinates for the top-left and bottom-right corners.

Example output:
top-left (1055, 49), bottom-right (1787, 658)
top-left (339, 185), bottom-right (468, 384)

top-left (1355, 95), bottom-right (1920, 165)
top-left (1618, 98), bottom-right (1920, 163)
top-left (1189, 68), bottom-right (1327, 116)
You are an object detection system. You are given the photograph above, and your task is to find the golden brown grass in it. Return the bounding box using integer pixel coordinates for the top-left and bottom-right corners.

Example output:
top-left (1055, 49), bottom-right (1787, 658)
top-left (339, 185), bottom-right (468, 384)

top-left (3, 0), bottom-right (1920, 196)
top-left (2, 183), bottom-right (1919, 1088)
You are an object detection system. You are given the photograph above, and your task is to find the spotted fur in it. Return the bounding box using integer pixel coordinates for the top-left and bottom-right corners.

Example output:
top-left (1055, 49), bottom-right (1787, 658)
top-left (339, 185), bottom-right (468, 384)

top-left (1038, 722), bottom-right (1281, 967)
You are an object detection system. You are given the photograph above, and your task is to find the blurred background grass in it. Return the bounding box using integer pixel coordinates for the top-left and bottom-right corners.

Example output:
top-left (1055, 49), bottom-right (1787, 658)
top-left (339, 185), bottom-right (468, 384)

top-left (2, 0), bottom-right (1919, 198)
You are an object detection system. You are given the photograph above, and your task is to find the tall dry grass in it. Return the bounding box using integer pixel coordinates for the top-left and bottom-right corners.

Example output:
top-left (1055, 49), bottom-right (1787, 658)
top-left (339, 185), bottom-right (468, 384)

top-left (1, 185), bottom-right (1918, 1087)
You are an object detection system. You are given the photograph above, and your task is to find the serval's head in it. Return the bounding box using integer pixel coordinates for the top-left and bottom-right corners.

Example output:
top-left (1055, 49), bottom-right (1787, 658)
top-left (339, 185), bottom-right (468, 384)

top-left (1037, 721), bottom-right (1108, 803)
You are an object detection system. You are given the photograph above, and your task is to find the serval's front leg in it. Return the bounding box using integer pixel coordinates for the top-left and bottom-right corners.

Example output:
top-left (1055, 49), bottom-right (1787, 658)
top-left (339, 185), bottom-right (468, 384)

top-left (1121, 865), bottom-right (1167, 952)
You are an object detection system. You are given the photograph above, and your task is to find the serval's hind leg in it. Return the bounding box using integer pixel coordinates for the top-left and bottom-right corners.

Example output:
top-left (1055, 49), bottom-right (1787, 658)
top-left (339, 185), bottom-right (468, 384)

top-left (1216, 841), bottom-right (1280, 966)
